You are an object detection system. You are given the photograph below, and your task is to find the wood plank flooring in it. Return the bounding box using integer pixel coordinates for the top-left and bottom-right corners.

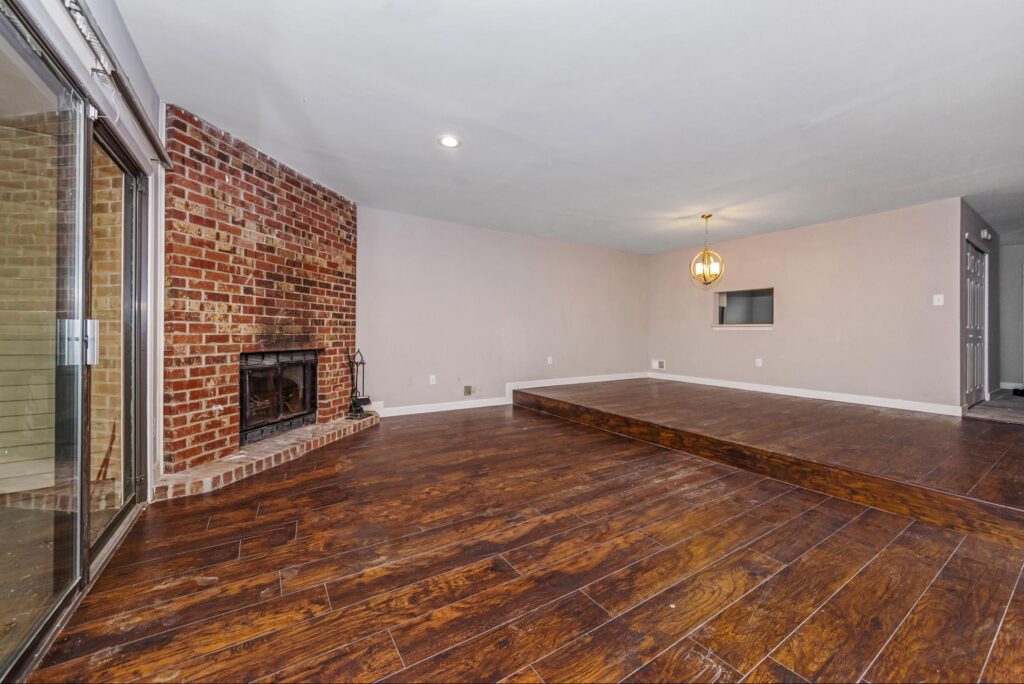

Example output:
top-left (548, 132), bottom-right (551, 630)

top-left (514, 379), bottom-right (1024, 547)
top-left (30, 406), bottom-right (1024, 683)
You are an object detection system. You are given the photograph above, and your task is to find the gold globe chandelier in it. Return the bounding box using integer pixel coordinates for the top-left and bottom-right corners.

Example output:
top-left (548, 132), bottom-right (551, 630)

top-left (689, 213), bottom-right (724, 285)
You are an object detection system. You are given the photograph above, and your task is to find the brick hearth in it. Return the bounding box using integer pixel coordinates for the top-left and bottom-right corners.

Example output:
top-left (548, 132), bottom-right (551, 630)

top-left (152, 412), bottom-right (378, 501)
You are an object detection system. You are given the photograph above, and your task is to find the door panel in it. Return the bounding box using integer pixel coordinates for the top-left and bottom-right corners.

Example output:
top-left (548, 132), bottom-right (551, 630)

top-left (0, 22), bottom-right (84, 673)
top-left (964, 242), bottom-right (986, 407)
top-left (87, 140), bottom-right (134, 545)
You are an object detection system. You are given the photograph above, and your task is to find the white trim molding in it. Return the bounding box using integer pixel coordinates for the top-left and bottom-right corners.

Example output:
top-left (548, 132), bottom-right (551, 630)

top-left (1000, 381), bottom-right (1024, 390)
top-left (649, 372), bottom-right (963, 417)
top-left (375, 371), bottom-right (649, 417)
top-left (146, 101), bottom-right (168, 500)
top-left (377, 396), bottom-right (509, 417)
top-left (374, 370), bottom-right (963, 419)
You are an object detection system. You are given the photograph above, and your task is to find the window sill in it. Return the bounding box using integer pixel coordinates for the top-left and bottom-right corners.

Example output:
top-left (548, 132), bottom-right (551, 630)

top-left (712, 324), bottom-right (774, 331)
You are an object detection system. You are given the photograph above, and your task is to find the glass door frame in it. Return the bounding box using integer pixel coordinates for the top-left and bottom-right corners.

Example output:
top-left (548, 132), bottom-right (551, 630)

top-left (0, 5), bottom-right (86, 679)
top-left (82, 122), bottom-right (148, 560)
top-left (0, 1), bottom-right (150, 678)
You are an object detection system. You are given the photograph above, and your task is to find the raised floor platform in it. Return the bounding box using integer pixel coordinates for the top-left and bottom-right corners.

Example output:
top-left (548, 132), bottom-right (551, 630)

top-left (514, 378), bottom-right (1024, 548)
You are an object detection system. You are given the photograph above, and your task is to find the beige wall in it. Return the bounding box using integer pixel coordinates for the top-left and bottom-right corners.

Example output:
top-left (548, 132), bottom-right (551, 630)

top-left (356, 208), bottom-right (649, 409)
top-left (359, 199), bottom-right (975, 413)
top-left (647, 199), bottom-right (964, 407)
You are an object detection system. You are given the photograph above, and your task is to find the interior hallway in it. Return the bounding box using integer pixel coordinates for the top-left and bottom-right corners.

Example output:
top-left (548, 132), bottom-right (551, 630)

top-left (968, 389), bottom-right (1024, 426)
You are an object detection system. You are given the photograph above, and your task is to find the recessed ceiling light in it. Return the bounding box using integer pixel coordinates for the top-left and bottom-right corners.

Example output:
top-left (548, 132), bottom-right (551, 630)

top-left (437, 134), bottom-right (461, 149)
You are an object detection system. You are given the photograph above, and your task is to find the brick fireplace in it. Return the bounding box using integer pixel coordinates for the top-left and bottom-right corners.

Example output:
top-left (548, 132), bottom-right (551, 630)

top-left (162, 105), bottom-right (371, 481)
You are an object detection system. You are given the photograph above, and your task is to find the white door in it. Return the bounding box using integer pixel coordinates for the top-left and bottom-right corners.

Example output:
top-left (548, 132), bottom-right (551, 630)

top-left (965, 241), bottom-right (986, 407)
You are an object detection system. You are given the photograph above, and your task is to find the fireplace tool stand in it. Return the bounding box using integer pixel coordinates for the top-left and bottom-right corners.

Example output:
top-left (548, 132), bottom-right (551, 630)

top-left (348, 349), bottom-right (371, 419)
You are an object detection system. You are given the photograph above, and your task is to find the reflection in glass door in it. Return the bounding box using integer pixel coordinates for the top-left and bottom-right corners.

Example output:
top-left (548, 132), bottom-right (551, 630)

top-left (87, 140), bottom-right (135, 545)
top-left (0, 5), bottom-right (147, 677)
top-left (0, 17), bottom-right (83, 674)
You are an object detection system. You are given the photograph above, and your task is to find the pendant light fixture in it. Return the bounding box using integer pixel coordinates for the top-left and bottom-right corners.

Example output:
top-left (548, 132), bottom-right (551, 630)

top-left (689, 213), bottom-right (724, 285)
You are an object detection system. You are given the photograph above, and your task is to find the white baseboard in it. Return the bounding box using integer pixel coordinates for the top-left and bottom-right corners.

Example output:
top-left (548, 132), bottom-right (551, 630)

top-left (1000, 381), bottom-right (1024, 390)
top-left (375, 370), bottom-right (963, 419)
top-left (649, 372), bottom-right (963, 417)
top-left (375, 371), bottom-right (649, 417)
top-left (377, 396), bottom-right (508, 417)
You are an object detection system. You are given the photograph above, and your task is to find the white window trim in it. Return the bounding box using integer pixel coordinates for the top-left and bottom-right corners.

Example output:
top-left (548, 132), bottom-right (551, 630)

top-left (712, 324), bottom-right (774, 331)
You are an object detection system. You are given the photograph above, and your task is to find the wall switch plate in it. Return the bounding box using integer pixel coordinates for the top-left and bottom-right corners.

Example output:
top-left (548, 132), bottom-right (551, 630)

top-left (755, 358), bottom-right (763, 367)
top-left (651, 359), bottom-right (666, 370)
top-left (547, 356), bottom-right (553, 365)
top-left (932, 294), bottom-right (944, 306)
top-left (429, 374), bottom-right (436, 385)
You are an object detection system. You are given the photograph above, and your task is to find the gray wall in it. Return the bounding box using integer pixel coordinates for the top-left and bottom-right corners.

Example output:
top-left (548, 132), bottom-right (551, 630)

top-left (356, 208), bottom-right (649, 408)
top-left (1000, 244), bottom-right (1024, 386)
top-left (647, 199), bottom-right (964, 407)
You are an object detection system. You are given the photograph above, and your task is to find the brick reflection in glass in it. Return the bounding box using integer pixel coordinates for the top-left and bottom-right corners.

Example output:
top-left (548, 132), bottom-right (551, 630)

top-left (281, 364), bottom-right (307, 417)
top-left (247, 368), bottom-right (279, 426)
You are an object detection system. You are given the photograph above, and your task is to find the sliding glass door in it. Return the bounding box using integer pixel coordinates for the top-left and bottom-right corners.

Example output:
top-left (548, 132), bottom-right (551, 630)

top-left (0, 7), bottom-right (145, 676)
top-left (87, 137), bottom-right (137, 547)
top-left (0, 15), bottom-right (84, 673)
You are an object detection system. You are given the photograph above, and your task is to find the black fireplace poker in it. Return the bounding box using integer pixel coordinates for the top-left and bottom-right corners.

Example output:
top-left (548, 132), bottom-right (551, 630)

top-left (347, 349), bottom-right (371, 419)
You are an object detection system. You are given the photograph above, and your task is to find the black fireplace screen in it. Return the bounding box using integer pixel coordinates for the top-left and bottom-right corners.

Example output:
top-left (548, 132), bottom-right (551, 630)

top-left (240, 350), bottom-right (318, 445)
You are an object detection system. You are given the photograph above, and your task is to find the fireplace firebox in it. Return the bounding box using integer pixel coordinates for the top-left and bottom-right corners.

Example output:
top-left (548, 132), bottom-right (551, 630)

top-left (240, 350), bottom-right (318, 445)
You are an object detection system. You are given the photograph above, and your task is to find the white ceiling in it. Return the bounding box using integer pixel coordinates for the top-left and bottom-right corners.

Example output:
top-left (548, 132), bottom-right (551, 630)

top-left (116, 0), bottom-right (1024, 253)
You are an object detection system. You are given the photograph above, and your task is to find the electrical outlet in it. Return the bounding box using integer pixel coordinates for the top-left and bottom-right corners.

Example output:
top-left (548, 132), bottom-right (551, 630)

top-left (755, 358), bottom-right (763, 368)
top-left (547, 356), bottom-right (554, 365)
top-left (651, 359), bottom-right (666, 370)
top-left (932, 294), bottom-right (944, 306)
top-left (464, 385), bottom-right (473, 396)
top-left (429, 374), bottom-right (436, 385)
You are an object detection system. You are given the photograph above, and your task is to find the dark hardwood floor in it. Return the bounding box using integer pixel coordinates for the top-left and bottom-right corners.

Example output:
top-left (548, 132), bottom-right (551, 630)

top-left (514, 379), bottom-right (1024, 548)
top-left (30, 405), bottom-right (1024, 683)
